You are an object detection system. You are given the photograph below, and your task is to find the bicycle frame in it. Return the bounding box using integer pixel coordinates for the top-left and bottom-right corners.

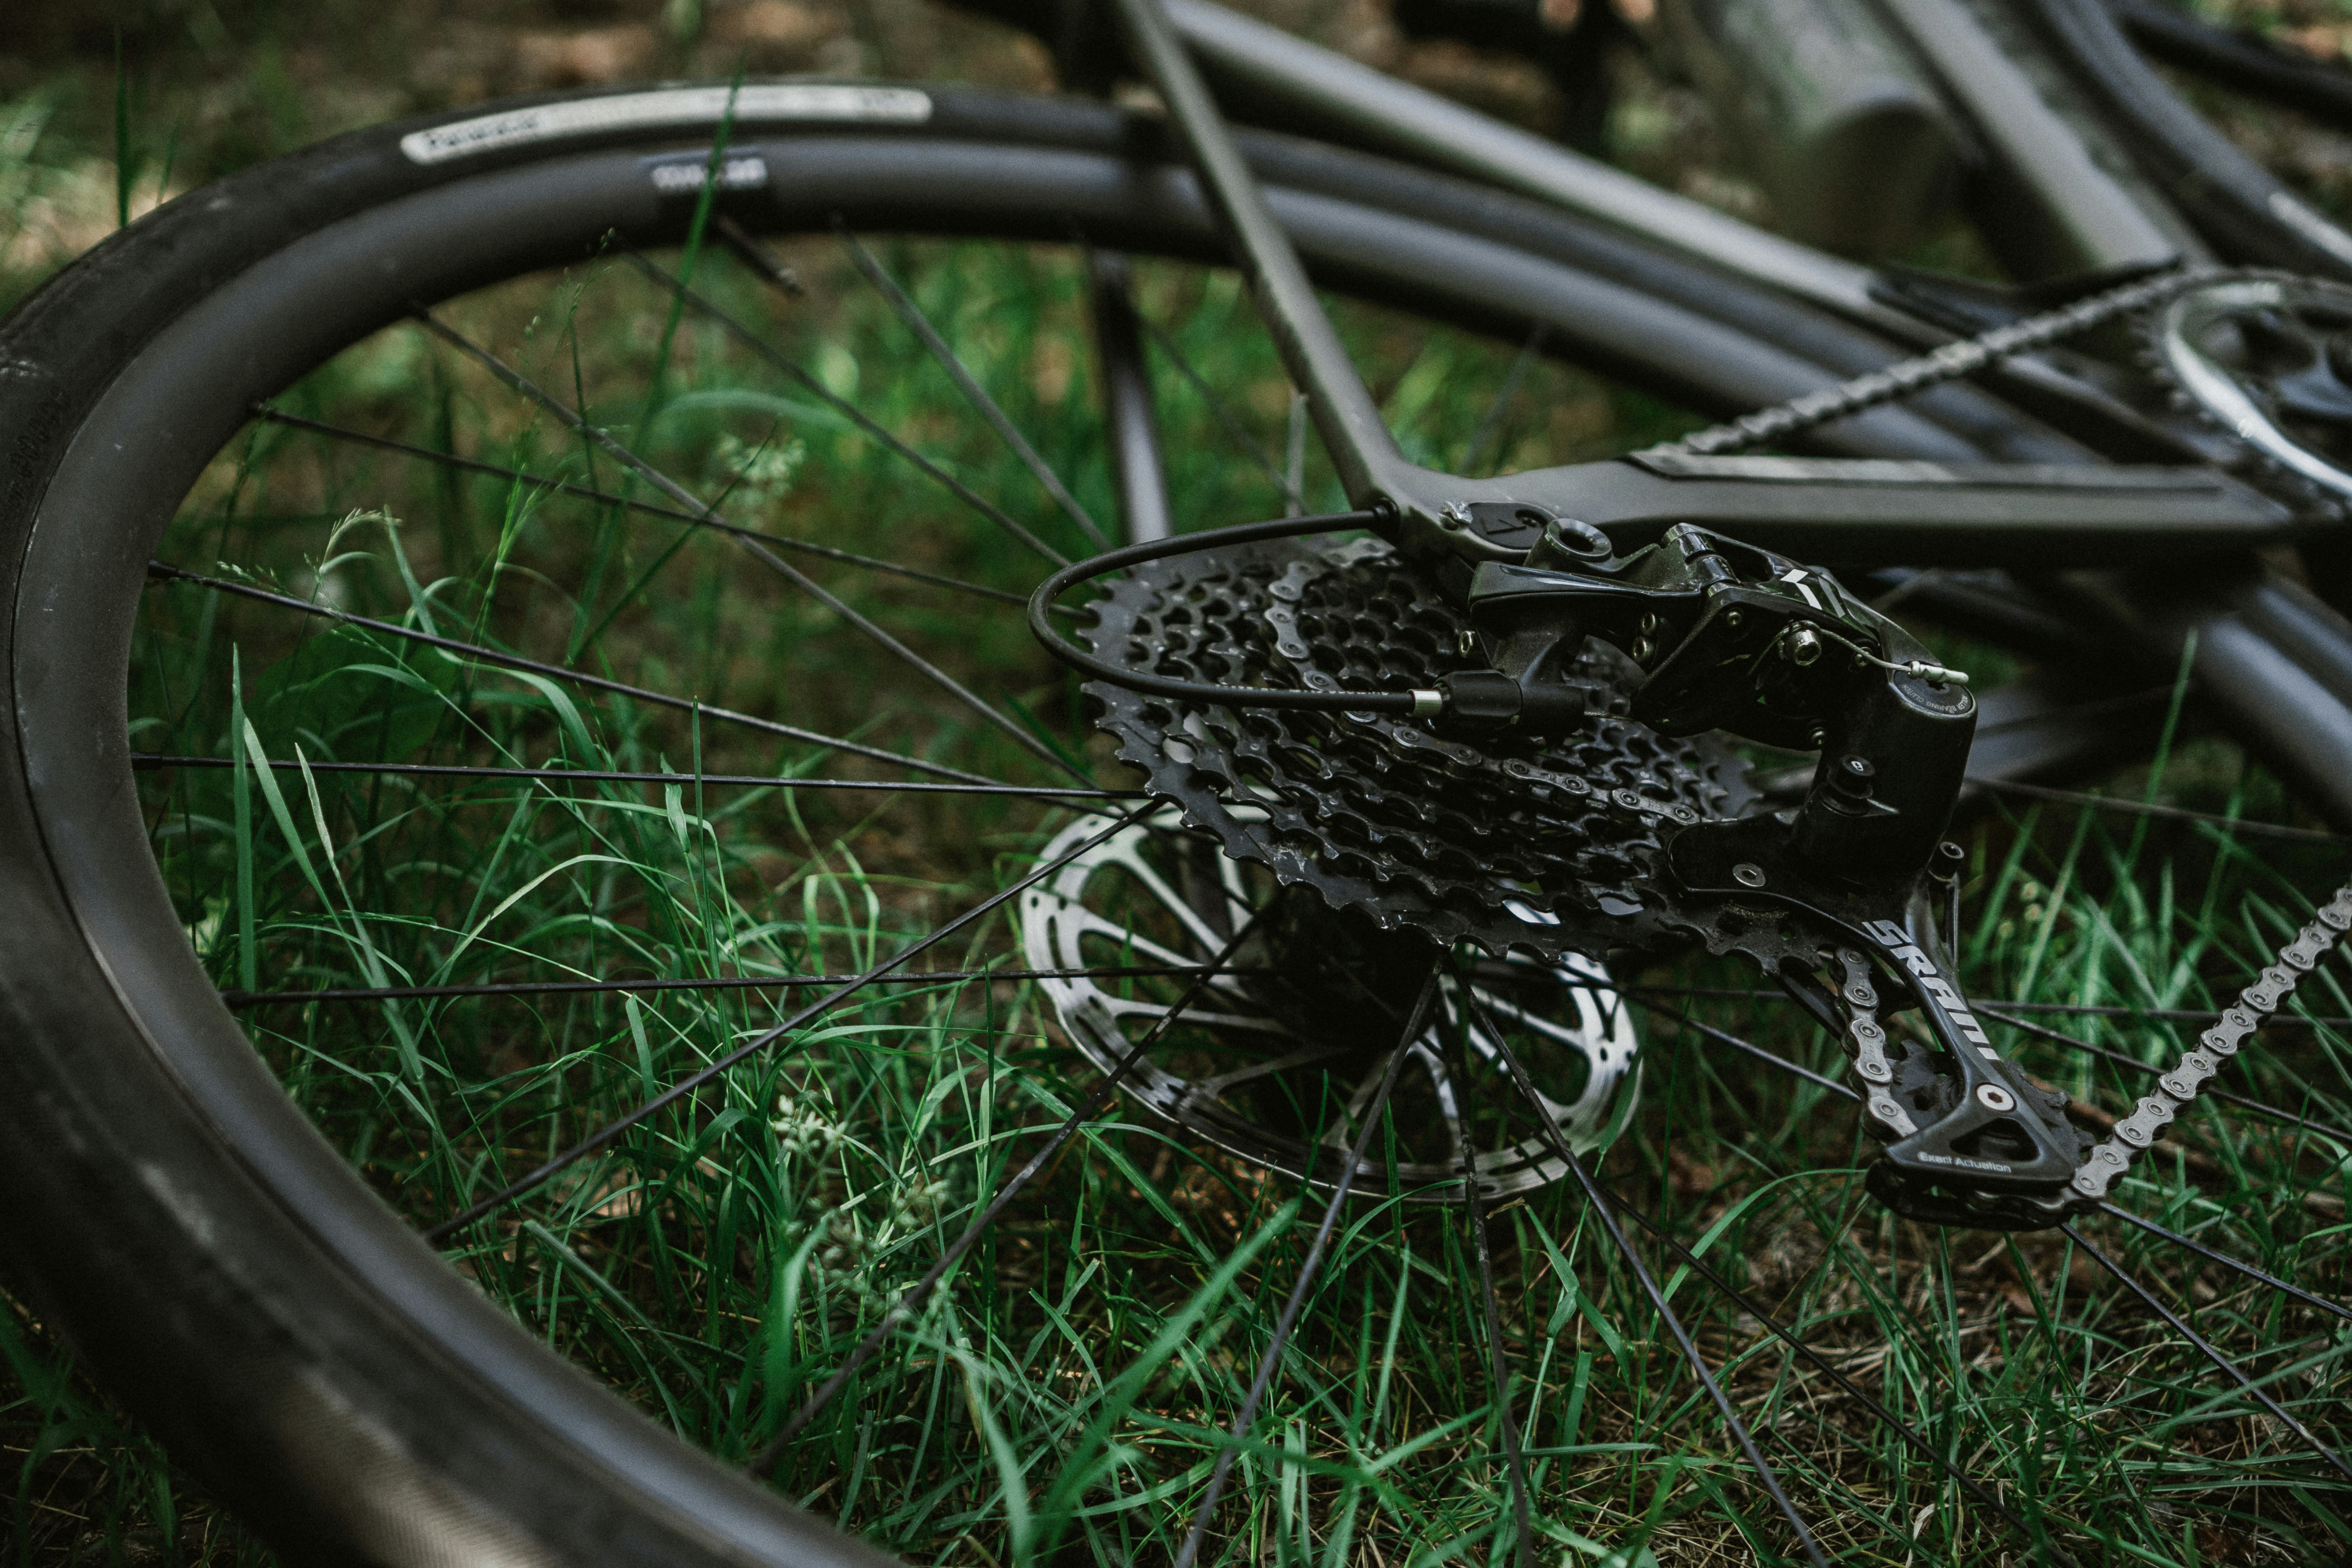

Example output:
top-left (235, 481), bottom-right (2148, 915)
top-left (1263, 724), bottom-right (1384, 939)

top-left (1089, 0), bottom-right (2308, 566)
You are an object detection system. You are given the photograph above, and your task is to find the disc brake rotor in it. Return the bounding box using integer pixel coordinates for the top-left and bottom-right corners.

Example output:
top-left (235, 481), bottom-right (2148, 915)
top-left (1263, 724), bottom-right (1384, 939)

top-left (1020, 810), bottom-right (1641, 1200)
top-left (1015, 537), bottom-right (1782, 1198)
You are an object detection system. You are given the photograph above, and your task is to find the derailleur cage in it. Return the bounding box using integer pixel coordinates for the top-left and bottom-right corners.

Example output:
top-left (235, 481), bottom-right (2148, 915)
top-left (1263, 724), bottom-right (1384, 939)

top-left (1434, 505), bottom-right (2097, 1225)
top-left (1677, 820), bottom-right (2094, 1226)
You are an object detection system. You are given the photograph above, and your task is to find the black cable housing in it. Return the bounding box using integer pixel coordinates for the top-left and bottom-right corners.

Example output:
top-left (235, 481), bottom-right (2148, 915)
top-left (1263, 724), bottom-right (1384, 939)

top-left (1026, 509), bottom-right (1434, 713)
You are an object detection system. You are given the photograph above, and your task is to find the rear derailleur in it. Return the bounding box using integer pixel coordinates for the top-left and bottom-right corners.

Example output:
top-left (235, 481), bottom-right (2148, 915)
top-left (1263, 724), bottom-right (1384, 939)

top-left (1429, 513), bottom-right (2093, 1228)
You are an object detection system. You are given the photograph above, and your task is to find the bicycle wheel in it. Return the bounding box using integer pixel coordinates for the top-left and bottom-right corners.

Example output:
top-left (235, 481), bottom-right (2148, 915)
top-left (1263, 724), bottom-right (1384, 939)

top-left (1, 79), bottom-right (2345, 1568)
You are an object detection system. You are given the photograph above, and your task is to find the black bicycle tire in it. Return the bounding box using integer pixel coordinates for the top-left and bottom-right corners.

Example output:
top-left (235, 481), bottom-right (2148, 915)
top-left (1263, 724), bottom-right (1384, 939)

top-left (0, 79), bottom-right (2335, 1566)
top-left (2025, 0), bottom-right (2352, 279)
top-left (2105, 0), bottom-right (2352, 132)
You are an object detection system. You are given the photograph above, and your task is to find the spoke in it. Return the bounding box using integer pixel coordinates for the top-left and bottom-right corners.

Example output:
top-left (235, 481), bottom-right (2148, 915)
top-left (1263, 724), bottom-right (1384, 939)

top-left (1135, 309), bottom-right (1301, 510)
top-left (619, 247), bottom-right (1071, 567)
top-left (1599, 1183), bottom-right (2082, 1567)
top-left (1088, 249), bottom-right (1174, 546)
top-left (135, 752), bottom-right (1130, 802)
top-left (418, 802), bottom-right (1154, 1243)
top-left (1462, 325), bottom-right (1544, 475)
top-left (1968, 775), bottom-right (2351, 845)
top-left (148, 563), bottom-right (1002, 788)
top-left (1978, 1003), bottom-right (2352, 1143)
top-left (1628, 996), bottom-right (2352, 1354)
top-left (2064, 1225), bottom-right (2352, 1483)
top-left (414, 310), bottom-right (1088, 784)
top-left (219, 963), bottom-right (1281, 1009)
top-left (833, 223), bottom-right (1111, 550)
top-left (712, 212), bottom-right (804, 296)
top-left (1632, 999), bottom-right (1860, 1103)
top-left (746, 907), bottom-right (1266, 1476)
top-left (1459, 989), bottom-right (1829, 1568)
top-left (250, 407), bottom-right (1049, 612)
top-left (2100, 1204), bottom-right (2352, 1324)
top-left (1169, 968), bottom-right (1441, 1568)
top-left (1445, 981), bottom-right (1532, 1568)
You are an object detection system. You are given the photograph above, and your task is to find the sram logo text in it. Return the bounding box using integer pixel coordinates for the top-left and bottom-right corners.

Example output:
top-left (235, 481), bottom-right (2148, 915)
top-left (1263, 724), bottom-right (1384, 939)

top-left (1862, 920), bottom-right (1994, 1050)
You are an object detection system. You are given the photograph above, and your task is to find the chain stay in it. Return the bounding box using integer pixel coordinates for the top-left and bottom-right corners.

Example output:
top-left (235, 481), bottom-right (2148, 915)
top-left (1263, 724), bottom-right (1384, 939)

top-left (2069, 882), bottom-right (2352, 1201)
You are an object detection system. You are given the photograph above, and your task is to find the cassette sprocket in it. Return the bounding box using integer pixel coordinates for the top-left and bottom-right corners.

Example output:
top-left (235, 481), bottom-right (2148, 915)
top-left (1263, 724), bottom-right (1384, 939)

top-left (1080, 536), bottom-right (1764, 964)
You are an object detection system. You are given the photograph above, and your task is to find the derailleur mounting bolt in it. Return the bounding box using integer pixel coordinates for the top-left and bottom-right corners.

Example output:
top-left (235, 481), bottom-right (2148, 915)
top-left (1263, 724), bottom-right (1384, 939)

top-left (1976, 1083), bottom-right (2017, 1113)
top-left (1828, 754), bottom-right (1876, 802)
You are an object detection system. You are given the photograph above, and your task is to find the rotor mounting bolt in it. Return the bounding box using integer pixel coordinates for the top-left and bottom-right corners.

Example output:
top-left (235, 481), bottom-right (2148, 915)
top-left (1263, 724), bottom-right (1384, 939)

top-left (1732, 862), bottom-right (1767, 889)
top-left (1976, 1083), bottom-right (2017, 1113)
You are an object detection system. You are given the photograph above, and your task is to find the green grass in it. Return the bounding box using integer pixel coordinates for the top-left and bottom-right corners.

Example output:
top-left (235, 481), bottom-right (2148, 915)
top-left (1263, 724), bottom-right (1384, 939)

top-left (98, 214), bottom-right (2352, 1568)
top-left (6, 5), bottom-right (2352, 1567)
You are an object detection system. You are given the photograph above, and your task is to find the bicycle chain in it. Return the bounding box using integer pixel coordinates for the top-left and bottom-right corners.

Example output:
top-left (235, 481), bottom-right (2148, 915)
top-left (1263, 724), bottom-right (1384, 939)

top-left (1650, 263), bottom-right (2232, 459)
top-left (1811, 889), bottom-right (2352, 1211)
top-left (1089, 267), bottom-right (2352, 1210)
top-left (2067, 882), bottom-right (2352, 1201)
top-left (1828, 947), bottom-right (1921, 1141)
top-left (1651, 265), bottom-right (2352, 1208)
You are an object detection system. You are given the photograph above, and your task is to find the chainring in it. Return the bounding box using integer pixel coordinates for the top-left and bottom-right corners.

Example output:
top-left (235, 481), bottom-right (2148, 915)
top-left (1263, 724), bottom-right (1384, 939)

top-left (2147, 270), bottom-right (2352, 512)
top-left (1081, 536), bottom-right (1775, 964)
